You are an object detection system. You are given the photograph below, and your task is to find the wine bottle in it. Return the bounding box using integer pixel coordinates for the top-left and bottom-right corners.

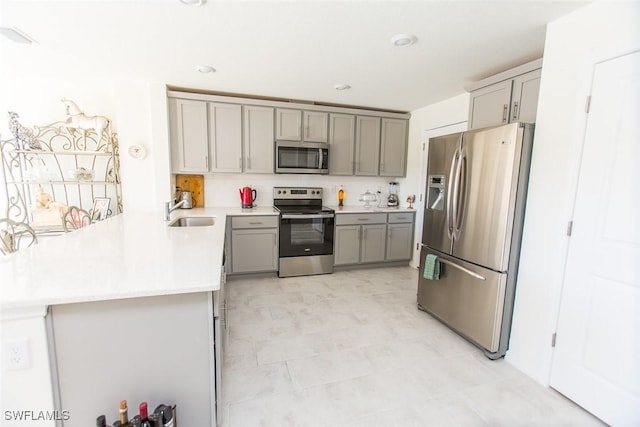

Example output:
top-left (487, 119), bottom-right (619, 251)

top-left (119, 400), bottom-right (130, 426)
top-left (96, 415), bottom-right (107, 427)
top-left (153, 404), bottom-right (174, 427)
top-left (148, 412), bottom-right (162, 427)
top-left (139, 402), bottom-right (152, 427)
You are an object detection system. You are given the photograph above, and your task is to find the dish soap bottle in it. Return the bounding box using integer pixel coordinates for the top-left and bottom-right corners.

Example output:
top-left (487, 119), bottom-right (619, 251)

top-left (338, 186), bottom-right (345, 208)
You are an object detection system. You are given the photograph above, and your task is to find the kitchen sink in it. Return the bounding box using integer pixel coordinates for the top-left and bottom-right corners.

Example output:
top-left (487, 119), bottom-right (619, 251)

top-left (169, 217), bottom-right (215, 227)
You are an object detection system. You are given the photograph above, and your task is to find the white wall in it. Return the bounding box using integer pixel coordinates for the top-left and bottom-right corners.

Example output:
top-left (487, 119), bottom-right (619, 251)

top-left (506, 1), bottom-right (640, 385)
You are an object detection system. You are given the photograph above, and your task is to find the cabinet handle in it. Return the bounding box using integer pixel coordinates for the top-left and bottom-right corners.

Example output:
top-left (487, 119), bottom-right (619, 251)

top-left (357, 218), bottom-right (370, 221)
top-left (381, 162), bottom-right (384, 173)
top-left (205, 155), bottom-right (209, 169)
top-left (239, 157), bottom-right (242, 169)
top-left (512, 101), bottom-right (519, 121)
top-left (248, 157), bottom-right (251, 169)
top-left (363, 229), bottom-right (367, 240)
top-left (502, 104), bottom-right (508, 123)
top-left (248, 222), bottom-right (263, 225)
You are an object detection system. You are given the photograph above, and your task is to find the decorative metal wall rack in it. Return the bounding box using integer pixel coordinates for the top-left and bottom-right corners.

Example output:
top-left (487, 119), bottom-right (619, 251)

top-left (1, 110), bottom-right (122, 234)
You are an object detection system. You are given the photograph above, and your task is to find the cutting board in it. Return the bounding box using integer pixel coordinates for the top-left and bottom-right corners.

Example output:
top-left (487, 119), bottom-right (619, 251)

top-left (175, 174), bottom-right (205, 208)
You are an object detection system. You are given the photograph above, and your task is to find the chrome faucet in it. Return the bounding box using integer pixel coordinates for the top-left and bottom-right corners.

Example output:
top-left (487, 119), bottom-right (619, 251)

top-left (164, 199), bottom-right (186, 221)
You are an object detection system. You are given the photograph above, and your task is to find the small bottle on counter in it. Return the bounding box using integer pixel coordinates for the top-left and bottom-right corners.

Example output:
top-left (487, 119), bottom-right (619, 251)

top-left (139, 402), bottom-right (152, 427)
top-left (96, 415), bottom-right (107, 427)
top-left (119, 400), bottom-right (130, 427)
top-left (338, 185), bottom-right (345, 208)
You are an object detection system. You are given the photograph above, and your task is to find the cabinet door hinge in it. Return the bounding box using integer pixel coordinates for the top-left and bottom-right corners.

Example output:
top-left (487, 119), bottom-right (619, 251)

top-left (566, 221), bottom-right (573, 236)
top-left (551, 332), bottom-right (557, 348)
top-left (585, 96), bottom-right (591, 114)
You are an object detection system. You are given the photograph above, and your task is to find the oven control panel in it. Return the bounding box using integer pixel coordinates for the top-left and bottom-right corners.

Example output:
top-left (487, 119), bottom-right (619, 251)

top-left (274, 187), bottom-right (323, 200)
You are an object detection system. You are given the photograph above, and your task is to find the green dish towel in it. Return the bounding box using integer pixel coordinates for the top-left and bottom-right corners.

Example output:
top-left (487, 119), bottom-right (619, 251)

top-left (423, 254), bottom-right (440, 280)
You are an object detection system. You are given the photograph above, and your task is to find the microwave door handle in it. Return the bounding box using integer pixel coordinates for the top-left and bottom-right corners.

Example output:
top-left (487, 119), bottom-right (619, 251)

top-left (318, 148), bottom-right (324, 169)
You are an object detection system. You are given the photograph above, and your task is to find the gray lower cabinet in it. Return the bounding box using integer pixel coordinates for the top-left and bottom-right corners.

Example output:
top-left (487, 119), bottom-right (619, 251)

top-left (334, 225), bottom-right (360, 265)
top-left (334, 213), bottom-right (387, 265)
top-left (229, 216), bottom-right (278, 273)
top-left (335, 212), bottom-right (415, 266)
top-left (386, 223), bottom-right (413, 260)
top-left (361, 223), bottom-right (387, 263)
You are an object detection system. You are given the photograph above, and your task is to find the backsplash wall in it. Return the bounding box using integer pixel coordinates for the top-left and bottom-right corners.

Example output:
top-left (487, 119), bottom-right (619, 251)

top-left (198, 173), bottom-right (411, 209)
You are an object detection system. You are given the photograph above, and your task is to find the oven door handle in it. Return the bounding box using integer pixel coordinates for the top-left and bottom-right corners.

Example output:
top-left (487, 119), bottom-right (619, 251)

top-left (281, 213), bottom-right (335, 219)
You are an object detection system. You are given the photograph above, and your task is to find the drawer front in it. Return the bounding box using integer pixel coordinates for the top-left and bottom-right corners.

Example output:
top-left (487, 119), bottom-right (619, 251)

top-left (335, 213), bottom-right (387, 226)
top-left (387, 212), bottom-right (415, 224)
top-left (231, 215), bottom-right (279, 229)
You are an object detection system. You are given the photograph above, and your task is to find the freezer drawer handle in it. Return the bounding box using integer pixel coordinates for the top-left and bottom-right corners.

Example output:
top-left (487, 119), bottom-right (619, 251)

top-left (439, 258), bottom-right (486, 281)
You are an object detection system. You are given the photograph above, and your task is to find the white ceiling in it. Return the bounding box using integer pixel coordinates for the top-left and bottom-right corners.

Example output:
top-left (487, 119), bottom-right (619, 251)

top-left (0, 1), bottom-right (590, 112)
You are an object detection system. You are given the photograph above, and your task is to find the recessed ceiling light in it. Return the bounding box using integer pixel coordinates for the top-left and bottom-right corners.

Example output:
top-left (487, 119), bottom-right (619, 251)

top-left (179, 0), bottom-right (205, 5)
top-left (390, 33), bottom-right (417, 48)
top-left (0, 27), bottom-right (37, 44)
top-left (195, 65), bottom-right (216, 74)
top-left (334, 84), bottom-right (351, 91)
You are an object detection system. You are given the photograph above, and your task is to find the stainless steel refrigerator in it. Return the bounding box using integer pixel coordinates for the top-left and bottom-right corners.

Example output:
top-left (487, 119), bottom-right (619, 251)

top-left (418, 122), bottom-right (534, 359)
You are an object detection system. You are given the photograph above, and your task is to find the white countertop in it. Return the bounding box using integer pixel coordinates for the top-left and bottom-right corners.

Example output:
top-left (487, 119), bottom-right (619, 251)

top-left (1, 208), bottom-right (272, 310)
top-left (329, 205), bottom-right (417, 214)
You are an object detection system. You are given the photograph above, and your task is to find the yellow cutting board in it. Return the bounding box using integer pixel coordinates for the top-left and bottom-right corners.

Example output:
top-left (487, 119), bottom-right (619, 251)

top-left (175, 174), bottom-right (205, 208)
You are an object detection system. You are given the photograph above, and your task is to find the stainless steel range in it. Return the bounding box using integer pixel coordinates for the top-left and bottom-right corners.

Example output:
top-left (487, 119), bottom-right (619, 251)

top-left (274, 187), bottom-right (335, 278)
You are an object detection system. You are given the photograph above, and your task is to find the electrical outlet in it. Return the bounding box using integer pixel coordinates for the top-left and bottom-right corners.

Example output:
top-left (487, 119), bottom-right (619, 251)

top-left (4, 338), bottom-right (31, 370)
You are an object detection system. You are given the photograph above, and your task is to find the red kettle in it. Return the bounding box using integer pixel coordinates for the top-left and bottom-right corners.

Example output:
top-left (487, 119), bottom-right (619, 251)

top-left (239, 186), bottom-right (257, 209)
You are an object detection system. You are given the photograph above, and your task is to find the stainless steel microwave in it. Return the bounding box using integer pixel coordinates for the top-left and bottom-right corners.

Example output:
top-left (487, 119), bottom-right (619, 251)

top-left (275, 141), bottom-right (329, 174)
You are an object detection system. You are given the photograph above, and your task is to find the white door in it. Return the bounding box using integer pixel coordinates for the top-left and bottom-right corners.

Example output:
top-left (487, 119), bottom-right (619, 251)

top-left (550, 51), bottom-right (640, 426)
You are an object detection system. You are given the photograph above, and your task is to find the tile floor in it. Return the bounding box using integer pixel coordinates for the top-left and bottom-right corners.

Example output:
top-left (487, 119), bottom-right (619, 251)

top-left (221, 266), bottom-right (603, 427)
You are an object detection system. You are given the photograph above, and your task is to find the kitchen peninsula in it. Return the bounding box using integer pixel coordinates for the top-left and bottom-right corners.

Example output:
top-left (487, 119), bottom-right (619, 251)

top-left (1, 209), bottom-right (239, 426)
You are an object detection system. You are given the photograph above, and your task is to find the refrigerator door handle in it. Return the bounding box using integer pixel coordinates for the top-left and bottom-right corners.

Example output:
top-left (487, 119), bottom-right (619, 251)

top-left (439, 258), bottom-right (487, 281)
top-left (446, 148), bottom-right (459, 239)
top-left (454, 149), bottom-right (468, 238)
top-left (419, 243), bottom-right (486, 280)
top-left (451, 148), bottom-right (464, 239)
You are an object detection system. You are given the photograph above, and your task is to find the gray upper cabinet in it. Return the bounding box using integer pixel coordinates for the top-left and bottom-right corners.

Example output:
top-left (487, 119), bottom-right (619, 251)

top-left (243, 105), bottom-right (275, 174)
top-left (303, 111), bottom-right (329, 142)
top-left (468, 80), bottom-right (513, 130)
top-left (169, 98), bottom-right (209, 173)
top-left (380, 118), bottom-right (408, 177)
top-left (275, 108), bottom-right (302, 141)
top-left (329, 113), bottom-right (356, 175)
top-left (209, 103), bottom-right (242, 173)
top-left (468, 67), bottom-right (542, 130)
top-left (355, 116), bottom-right (381, 176)
top-left (276, 108), bottom-right (328, 142)
top-left (510, 69), bottom-right (541, 124)
top-left (168, 91), bottom-right (409, 177)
